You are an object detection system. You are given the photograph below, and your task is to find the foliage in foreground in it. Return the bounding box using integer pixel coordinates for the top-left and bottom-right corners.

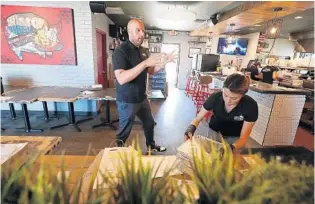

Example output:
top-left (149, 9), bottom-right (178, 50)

top-left (1, 140), bottom-right (314, 204)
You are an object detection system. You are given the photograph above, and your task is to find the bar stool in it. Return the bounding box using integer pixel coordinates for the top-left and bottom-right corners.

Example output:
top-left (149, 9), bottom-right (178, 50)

top-left (192, 81), bottom-right (201, 104)
top-left (186, 77), bottom-right (198, 97)
top-left (194, 84), bottom-right (209, 115)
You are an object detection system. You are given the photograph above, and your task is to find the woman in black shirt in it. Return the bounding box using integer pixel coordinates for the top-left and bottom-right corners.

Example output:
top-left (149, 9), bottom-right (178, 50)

top-left (184, 73), bottom-right (258, 151)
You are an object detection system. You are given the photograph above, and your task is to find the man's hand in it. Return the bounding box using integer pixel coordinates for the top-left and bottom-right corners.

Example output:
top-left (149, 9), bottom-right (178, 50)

top-left (164, 51), bottom-right (177, 64)
top-left (184, 124), bottom-right (197, 141)
top-left (145, 54), bottom-right (167, 68)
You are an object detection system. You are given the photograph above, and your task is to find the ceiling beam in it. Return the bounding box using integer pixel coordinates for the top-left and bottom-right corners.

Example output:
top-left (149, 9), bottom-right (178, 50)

top-left (190, 1), bottom-right (314, 37)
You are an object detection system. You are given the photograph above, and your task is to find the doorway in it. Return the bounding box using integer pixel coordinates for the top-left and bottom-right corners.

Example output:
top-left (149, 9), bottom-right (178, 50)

top-left (161, 43), bottom-right (180, 91)
top-left (96, 29), bottom-right (108, 88)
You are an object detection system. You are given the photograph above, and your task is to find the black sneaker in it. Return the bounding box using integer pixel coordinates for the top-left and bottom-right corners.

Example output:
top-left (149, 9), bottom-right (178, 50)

top-left (148, 145), bottom-right (167, 152)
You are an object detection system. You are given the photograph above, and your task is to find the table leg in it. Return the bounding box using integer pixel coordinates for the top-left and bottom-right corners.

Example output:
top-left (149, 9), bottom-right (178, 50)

top-left (41, 101), bottom-right (59, 121)
top-left (50, 102), bottom-right (92, 132)
top-left (16, 104), bottom-right (43, 132)
top-left (91, 100), bottom-right (118, 130)
top-left (9, 103), bottom-right (17, 120)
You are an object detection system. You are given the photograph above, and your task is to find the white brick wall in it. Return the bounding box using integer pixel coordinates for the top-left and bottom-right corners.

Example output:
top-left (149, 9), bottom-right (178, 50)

top-left (1, 2), bottom-right (112, 112)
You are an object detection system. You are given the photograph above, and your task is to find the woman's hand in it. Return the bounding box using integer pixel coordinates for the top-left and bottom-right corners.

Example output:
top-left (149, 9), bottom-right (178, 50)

top-left (184, 124), bottom-right (197, 141)
top-left (219, 144), bottom-right (235, 160)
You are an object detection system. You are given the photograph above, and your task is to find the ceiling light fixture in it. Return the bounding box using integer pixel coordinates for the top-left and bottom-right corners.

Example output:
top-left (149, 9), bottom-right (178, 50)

top-left (294, 16), bottom-right (303, 19)
top-left (264, 7), bottom-right (283, 39)
top-left (254, 24), bottom-right (261, 27)
top-left (226, 23), bottom-right (236, 44)
top-left (154, 3), bottom-right (196, 30)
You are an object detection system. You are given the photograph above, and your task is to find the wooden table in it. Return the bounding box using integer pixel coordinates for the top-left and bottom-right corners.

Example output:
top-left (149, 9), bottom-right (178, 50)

top-left (1, 136), bottom-right (62, 172)
top-left (2, 85), bottom-right (28, 120)
top-left (1, 87), bottom-right (44, 132)
top-left (36, 86), bottom-right (92, 132)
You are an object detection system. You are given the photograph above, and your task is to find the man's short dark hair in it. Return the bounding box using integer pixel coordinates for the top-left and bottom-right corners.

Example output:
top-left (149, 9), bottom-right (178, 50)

top-left (223, 73), bottom-right (250, 94)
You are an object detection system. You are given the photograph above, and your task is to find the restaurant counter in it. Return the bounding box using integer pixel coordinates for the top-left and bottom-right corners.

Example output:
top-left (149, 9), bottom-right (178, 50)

top-left (210, 75), bottom-right (311, 147)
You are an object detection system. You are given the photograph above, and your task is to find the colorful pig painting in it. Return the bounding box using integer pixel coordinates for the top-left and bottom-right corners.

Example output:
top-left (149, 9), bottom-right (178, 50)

top-left (1, 5), bottom-right (77, 65)
top-left (5, 13), bottom-right (63, 60)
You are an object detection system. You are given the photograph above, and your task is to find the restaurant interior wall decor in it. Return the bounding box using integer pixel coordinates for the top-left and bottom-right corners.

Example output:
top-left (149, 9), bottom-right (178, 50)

top-left (1, 5), bottom-right (77, 65)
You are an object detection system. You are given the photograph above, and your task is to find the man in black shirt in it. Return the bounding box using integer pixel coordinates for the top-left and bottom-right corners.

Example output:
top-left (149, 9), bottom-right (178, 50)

top-left (260, 66), bottom-right (279, 84)
top-left (112, 19), bottom-right (175, 152)
top-left (245, 60), bottom-right (260, 81)
top-left (184, 74), bottom-right (258, 152)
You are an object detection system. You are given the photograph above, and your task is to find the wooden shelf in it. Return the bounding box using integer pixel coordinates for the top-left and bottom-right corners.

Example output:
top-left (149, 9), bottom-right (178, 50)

top-left (188, 41), bottom-right (206, 44)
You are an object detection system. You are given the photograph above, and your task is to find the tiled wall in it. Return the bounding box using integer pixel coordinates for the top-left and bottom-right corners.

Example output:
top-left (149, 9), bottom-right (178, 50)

top-left (264, 95), bottom-right (305, 146)
top-left (247, 90), bottom-right (275, 145)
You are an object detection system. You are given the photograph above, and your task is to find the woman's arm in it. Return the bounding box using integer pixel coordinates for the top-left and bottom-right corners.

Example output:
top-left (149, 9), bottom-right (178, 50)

top-left (232, 121), bottom-right (256, 150)
top-left (184, 107), bottom-right (209, 140)
top-left (191, 107), bottom-right (209, 127)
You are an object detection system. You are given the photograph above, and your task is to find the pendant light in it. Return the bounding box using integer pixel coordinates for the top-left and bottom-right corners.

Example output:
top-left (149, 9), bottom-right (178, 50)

top-left (264, 7), bottom-right (283, 39)
top-left (226, 23), bottom-right (236, 44)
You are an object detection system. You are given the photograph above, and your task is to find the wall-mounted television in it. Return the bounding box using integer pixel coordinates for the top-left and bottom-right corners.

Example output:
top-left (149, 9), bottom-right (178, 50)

top-left (217, 38), bottom-right (249, 56)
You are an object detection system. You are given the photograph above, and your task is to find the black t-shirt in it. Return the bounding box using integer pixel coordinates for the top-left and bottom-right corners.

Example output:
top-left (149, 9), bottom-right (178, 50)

top-left (203, 92), bottom-right (258, 137)
top-left (246, 66), bottom-right (259, 81)
top-left (112, 40), bottom-right (149, 103)
top-left (261, 66), bottom-right (279, 84)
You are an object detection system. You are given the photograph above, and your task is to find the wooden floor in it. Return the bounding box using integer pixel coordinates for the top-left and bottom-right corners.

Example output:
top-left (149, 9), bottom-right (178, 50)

top-left (1, 88), bottom-right (313, 156)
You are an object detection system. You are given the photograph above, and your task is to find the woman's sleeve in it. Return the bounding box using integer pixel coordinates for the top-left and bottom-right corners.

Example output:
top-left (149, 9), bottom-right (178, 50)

top-left (203, 92), bottom-right (220, 111)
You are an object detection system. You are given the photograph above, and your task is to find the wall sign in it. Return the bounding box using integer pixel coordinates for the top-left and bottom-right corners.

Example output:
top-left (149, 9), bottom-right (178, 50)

top-left (1, 5), bottom-right (77, 65)
top-left (188, 47), bottom-right (201, 58)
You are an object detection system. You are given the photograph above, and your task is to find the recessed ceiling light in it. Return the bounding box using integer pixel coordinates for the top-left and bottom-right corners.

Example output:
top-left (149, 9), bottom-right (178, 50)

top-left (294, 16), bottom-right (303, 19)
top-left (254, 24), bottom-right (261, 27)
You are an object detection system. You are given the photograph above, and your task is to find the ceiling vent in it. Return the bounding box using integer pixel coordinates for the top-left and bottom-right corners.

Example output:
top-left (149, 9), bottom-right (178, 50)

top-left (105, 7), bottom-right (124, 15)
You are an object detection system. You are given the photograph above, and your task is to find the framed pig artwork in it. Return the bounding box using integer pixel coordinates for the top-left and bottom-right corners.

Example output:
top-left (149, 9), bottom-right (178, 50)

top-left (1, 5), bottom-right (77, 65)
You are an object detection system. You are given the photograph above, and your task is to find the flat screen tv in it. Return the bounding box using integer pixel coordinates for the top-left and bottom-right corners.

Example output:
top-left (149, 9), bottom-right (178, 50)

top-left (217, 38), bottom-right (248, 56)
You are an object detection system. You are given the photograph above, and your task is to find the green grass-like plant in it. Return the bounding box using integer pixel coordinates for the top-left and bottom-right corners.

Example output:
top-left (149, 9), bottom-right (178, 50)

top-left (1, 138), bottom-right (314, 204)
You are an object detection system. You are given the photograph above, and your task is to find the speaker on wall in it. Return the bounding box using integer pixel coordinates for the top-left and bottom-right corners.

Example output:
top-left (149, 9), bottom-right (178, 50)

top-left (109, 25), bottom-right (120, 38)
top-left (89, 1), bottom-right (106, 13)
